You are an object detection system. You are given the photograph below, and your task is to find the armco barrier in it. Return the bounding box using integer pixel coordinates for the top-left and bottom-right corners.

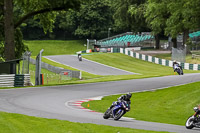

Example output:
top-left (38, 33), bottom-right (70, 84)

top-left (120, 48), bottom-right (200, 70)
top-left (0, 74), bottom-right (31, 87)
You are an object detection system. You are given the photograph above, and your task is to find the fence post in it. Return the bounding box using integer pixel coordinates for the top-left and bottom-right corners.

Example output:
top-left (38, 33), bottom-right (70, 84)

top-left (35, 49), bottom-right (44, 86)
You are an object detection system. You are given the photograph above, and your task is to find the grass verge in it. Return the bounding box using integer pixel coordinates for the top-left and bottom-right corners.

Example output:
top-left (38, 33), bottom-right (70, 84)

top-left (24, 40), bottom-right (86, 56)
top-left (0, 111), bottom-right (168, 133)
top-left (82, 81), bottom-right (200, 126)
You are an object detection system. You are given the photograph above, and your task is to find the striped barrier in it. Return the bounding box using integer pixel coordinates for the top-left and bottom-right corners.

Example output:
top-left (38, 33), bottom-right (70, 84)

top-left (76, 49), bottom-right (92, 54)
top-left (120, 48), bottom-right (200, 70)
top-left (0, 74), bottom-right (15, 87)
top-left (0, 74), bottom-right (31, 87)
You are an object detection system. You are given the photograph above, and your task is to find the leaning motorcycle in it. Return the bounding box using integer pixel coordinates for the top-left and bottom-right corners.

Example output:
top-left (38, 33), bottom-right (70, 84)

top-left (174, 64), bottom-right (183, 75)
top-left (185, 107), bottom-right (200, 129)
top-left (78, 54), bottom-right (82, 61)
top-left (103, 101), bottom-right (130, 120)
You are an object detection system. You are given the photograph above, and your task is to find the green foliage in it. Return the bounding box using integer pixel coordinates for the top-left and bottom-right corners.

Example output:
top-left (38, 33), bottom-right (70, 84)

top-left (68, 0), bottom-right (113, 39)
top-left (145, 0), bottom-right (200, 37)
top-left (14, 0), bottom-right (82, 34)
top-left (15, 28), bottom-right (29, 59)
top-left (113, 0), bottom-right (148, 32)
top-left (3, 0), bottom-right (82, 60)
top-left (145, 0), bottom-right (168, 35)
top-left (112, 0), bottom-right (133, 31)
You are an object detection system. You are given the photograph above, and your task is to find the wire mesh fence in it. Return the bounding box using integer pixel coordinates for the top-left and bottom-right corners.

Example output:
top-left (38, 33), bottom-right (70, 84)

top-left (30, 70), bottom-right (72, 85)
top-left (22, 51), bottom-right (31, 74)
top-left (172, 47), bottom-right (186, 63)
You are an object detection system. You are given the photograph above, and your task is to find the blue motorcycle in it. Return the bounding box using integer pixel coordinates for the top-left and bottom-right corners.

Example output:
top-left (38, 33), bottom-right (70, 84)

top-left (174, 64), bottom-right (183, 75)
top-left (103, 101), bottom-right (130, 120)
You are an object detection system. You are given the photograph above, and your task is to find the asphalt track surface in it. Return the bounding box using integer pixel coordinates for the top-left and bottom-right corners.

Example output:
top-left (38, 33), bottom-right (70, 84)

top-left (45, 55), bottom-right (135, 75)
top-left (0, 73), bottom-right (200, 132)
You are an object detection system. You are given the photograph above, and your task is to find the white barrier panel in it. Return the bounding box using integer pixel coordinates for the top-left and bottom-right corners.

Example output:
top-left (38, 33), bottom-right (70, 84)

top-left (125, 49), bottom-right (128, 55)
top-left (148, 56), bottom-right (152, 62)
top-left (130, 51), bottom-right (134, 57)
top-left (86, 49), bottom-right (92, 53)
top-left (193, 64), bottom-right (198, 70)
top-left (169, 60), bottom-right (173, 67)
top-left (136, 53), bottom-right (139, 59)
top-left (120, 48), bottom-right (123, 53)
top-left (162, 59), bottom-right (166, 66)
top-left (155, 58), bottom-right (159, 64)
top-left (185, 63), bottom-right (189, 70)
top-left (142, 54), bottom-right (145, 60)
top-left (111, 47), bottom-right (113, 53)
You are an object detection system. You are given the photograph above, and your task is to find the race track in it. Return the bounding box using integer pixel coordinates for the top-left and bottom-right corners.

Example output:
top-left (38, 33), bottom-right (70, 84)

top-left (45, 55), bottom-right (135, 75)
top-left (0, 73), bottom-right (200, 133)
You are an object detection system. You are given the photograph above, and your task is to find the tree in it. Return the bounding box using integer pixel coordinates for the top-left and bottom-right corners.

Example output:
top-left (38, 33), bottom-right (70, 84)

top-left (113, 0), bottom-right (149, 33)
top-left (144, 0), bottom-right (169, 49)
top-left (145, 0), bottom-right (200, 49)
top-left (2, 0), bottom-right (81, 61)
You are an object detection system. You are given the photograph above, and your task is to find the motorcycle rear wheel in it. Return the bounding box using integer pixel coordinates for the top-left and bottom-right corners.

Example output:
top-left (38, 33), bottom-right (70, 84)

top-left (114, 109), bottom-right (125, 120)
top-left (185, 116), bottom-right (194, 129)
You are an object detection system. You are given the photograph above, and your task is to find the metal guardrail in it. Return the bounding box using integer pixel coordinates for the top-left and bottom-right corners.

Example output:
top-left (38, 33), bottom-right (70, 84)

top-left (0, 74), bottom-right (31, 87)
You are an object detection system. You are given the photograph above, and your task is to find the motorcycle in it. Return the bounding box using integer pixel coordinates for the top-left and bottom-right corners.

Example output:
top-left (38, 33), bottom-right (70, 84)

top-left (103, 100), bottom-right (130, 120)
top-left (174, 64), bottom-right (183, 75)
top-left (78, 54), bottom-right (82, 61)
top-left (185, 107), bottom-right (200, 129)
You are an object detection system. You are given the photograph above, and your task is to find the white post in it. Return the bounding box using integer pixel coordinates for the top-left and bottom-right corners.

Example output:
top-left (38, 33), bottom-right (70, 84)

top-left (79, 71), bottom-right (82, 79)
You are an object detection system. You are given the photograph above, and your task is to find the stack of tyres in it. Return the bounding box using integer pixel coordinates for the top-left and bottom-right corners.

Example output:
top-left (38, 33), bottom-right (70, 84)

top-left (14, 74), bottom-right (24, 87)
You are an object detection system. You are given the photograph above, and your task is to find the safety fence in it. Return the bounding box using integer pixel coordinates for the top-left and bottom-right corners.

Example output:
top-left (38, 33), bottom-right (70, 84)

top-left (30, 70), bottom-right (74, 85)
top-left (120, 48), bottom-right (200, 70)
top-left (30, 58), bottom-right (81, 79)
top-left (0, 74), bottom-right (31, 87)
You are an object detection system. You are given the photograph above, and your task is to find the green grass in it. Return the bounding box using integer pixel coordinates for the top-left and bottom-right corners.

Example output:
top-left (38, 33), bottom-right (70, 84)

top-left (83, 53), bottom-right (198, 76)
top-left (82, 81), bottom-right (200, 126)
top-left (24, 40), bottom-right (86, 56)
top-left (0, 111), bottom-right (168, 133)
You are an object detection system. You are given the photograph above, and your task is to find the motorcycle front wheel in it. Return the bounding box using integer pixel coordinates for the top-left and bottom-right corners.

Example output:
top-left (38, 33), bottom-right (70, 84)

top-left (185, 116), bottom-right (194, 129)
top-left (103, 109), bottom-right (111, 119)
top-left (114, 109), bottom-right (125, 120)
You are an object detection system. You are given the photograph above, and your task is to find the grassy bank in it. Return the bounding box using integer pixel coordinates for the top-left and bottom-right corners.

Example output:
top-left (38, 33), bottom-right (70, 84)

top-left (82, 81), bottom-right (200, 126)
top-left (0, 111), bottom-right (168, 133)
top-left (24, 40), bottom-right (86, 56)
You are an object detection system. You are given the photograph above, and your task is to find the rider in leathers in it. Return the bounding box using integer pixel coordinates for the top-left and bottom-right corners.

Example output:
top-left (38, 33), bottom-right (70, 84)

top-left (109, 93), bottom-right (132, 109)
top-left (173, 60), bottom-right (183, 72)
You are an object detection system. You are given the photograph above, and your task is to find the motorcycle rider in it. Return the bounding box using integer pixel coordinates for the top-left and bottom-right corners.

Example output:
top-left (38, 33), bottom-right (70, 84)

top-left (78, 54), bottom-right (82, 61)
top-left (173, 60), bottom-right (183, 72)
top-left (109, 92), bottom-right (132, 109)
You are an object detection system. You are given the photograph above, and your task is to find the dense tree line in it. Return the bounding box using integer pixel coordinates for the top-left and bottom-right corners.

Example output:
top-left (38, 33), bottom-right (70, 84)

top-left (0, 0), bottom-right (200, 61)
